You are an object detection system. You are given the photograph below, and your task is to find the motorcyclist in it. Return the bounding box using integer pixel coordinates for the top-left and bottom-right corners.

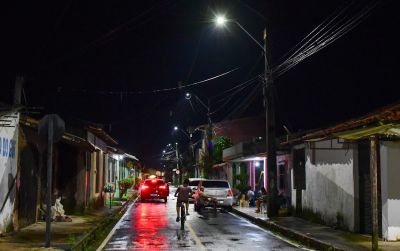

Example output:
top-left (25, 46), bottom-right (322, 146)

top-left (174, 178), bottom-right (192, 222)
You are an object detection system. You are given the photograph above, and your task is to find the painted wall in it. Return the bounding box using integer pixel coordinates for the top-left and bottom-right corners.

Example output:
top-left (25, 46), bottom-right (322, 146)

top-left (302, 140), bottom-right (357, 231)
top-left (0, 113), bottom-right (19, 232)
top-left (380, 141), bottom-right (400, 241)
top-left (87, 132), bottom-right (107, 208)
top-left (75, 150), bottom-right (86, 212)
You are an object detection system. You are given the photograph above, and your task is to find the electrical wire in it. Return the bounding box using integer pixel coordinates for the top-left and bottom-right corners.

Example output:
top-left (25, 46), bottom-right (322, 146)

top-left (223, 81), bottom-right (263, 120)
top-left (209, 76), bottom-right (260, 116)
top-left (62, 66), bottom-right (240, 96)
top-left (272, 1), bottom-right (380, 79)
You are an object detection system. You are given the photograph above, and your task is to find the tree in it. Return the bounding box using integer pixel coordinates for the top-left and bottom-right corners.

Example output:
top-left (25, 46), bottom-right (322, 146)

top-left (212, 136), bottom-right (233, 165)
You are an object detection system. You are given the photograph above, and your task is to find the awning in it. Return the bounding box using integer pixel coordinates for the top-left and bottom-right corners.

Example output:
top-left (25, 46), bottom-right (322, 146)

top-left (333, 123), bottom-right (400, 140)
top-left (212, 163), bottom-right (227, 169)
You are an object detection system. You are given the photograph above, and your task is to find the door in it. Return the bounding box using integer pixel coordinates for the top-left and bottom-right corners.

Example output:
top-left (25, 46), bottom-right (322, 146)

top-left (293, 148), bottom-right (305, 215)
top-left (18, 144), bottom-right (38, 227)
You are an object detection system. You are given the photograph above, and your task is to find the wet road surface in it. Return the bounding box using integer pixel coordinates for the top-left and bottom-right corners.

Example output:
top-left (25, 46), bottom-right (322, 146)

top-left (100, 189), bottom-right (303, 250)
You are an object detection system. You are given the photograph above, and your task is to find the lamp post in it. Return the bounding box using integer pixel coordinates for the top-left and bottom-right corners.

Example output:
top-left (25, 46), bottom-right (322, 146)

top-left (174, 125), bottom-right (194, 158)
top-left (174, 142), bottom-right (183, 183)
top-left (214, 15), bottom-right (278, 217)
top-left (185, 92), bottom-right (213, 178)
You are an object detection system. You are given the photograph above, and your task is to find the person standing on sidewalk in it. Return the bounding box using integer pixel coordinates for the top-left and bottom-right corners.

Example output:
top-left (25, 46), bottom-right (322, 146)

top-left (246, 186), bottom-right (255, 207)
top-left (255, 187), bottom-right (267, 213)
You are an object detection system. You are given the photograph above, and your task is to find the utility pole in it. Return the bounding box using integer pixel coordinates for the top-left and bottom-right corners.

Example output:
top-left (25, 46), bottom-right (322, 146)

top-left (14, 75), bottom-right (23, 106)
top-left (264, 28), bottom-right (278, 217)
top-left (207, 100), bottom-right (213, 178)
top-left (370, 136), bottom-right (378, 251)
top-left (175, 143), bottom-right (180, 183)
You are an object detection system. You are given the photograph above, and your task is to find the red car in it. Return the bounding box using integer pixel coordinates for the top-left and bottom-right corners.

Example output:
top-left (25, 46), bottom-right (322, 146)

top-left (140, 178), bottom-right (169, 203)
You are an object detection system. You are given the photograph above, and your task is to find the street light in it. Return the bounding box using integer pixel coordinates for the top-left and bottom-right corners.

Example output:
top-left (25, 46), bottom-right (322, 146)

top-left (214, 14), bottom-right (278, 217)
top-left (215, 15), bottom-right (227, 27)
top-left (185, 92), bottom-right (213, 178)
top-left (173, 126), bottom-right (190, 139)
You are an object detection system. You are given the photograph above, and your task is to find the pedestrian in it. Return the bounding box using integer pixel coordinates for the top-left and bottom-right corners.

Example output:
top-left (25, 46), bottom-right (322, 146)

top-left (246, 186), bottom-right (255, 207)
top-left (255, 187), bottom-right (267, 213)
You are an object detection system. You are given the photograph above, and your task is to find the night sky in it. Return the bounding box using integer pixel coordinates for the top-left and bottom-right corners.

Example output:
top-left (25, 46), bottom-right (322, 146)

top-left (2, 0), bottom-right (398, 168)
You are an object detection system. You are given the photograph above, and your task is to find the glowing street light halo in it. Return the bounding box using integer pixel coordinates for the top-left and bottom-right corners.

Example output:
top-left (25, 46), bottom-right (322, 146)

top-left (215, 15), bottom-right (227, 27)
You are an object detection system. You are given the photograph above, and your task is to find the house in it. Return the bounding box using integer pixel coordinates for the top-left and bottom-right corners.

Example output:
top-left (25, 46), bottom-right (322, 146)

top-left (286, 103), bottom-right (400, 240)
top-left (106, 146), bottom-right (139, 198)
top-left (0, 106), bottom-right (19, 233)
top-left (193, 116), bottom-right (265, 180)
top-left (16, 115), bottom-right (97, 229)
top-left (85, 126), bottom-right (118, 208)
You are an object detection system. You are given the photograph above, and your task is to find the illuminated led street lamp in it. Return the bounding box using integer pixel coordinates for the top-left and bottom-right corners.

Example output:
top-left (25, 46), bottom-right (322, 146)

top-left (174, 126), bottom-right (178, 131)
top-left (214, 14), bottom-right (265, 52)
top-left (185, 92), bottom-right (191, 100)
top-left (213, 13), bottom-right (278, 217)
top-left (215, 15), bottom-right (227, 27)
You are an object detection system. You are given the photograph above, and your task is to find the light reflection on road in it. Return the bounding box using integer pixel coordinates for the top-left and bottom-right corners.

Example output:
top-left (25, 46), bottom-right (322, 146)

top-left (131, 201), bottom-right (170, 250)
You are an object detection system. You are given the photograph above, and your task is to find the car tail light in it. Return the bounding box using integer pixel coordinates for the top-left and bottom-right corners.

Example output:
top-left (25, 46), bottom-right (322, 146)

top-left (142, 185), bottom-right (149, 189)
top-left (227, 189), bottom-right (233, 197)
top-left (159, 185), bottom-right (167, 189)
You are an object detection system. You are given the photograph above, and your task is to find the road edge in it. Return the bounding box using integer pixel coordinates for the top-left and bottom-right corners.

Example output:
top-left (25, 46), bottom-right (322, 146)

top-left (231, 207), bottom-right (345, 251)
top-left (95, 197), bottom-right (139, 251)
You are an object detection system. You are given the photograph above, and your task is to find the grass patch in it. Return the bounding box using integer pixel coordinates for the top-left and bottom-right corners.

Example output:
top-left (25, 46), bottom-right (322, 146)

top-left (105, 200), bottom-right (122, 206)
top-left (70, 195), bottom-right (136, 251)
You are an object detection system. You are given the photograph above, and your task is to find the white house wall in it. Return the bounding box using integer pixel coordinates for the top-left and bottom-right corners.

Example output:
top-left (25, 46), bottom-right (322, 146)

top-left (0, 113), bottom-right (19, 232)
top-left (302, 140), bottom-right (357, 231)
top-left (380, 141), bottom-right (400, 241)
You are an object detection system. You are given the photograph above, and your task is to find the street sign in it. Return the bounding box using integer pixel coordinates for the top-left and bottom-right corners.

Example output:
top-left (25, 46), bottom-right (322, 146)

top-left (38, 114), bottom-right (65, 143)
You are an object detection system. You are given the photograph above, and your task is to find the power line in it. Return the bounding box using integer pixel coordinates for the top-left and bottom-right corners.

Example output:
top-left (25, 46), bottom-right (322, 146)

top-left (60, 66), bottom-right (240, 95)
top-left (272, 0), bottom-right (380, 78)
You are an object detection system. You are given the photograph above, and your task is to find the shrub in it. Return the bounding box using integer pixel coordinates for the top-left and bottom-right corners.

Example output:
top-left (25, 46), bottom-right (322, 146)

top-left (118, 178), bottom-right (134, 198)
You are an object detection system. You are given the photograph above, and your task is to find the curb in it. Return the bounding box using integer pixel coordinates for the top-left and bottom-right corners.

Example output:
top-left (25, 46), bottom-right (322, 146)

top-left (69, 196), bottom-right (136, 251)
top-left (231, 208), bottom-right (345, 251)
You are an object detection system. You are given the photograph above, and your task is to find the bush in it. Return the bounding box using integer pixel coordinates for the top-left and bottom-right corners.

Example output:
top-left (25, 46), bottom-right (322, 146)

top-left (118, 178), bottom-right (134, 198)
top-left (234, 173), bottom-right (248, 194)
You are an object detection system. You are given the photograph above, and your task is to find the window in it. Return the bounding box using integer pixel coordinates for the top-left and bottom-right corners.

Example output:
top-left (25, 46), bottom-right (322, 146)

top-left (202, 181), bottom-right (229, 188)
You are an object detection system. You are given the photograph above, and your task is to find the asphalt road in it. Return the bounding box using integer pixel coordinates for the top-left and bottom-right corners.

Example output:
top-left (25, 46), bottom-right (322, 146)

top-left (99, 188), bottom-right (303, 251)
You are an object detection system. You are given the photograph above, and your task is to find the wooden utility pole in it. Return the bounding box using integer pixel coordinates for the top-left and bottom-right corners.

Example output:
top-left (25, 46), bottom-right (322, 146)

top-left (370, 136), bottom-right (379, 251)
top-left (14, 75), bottom-right (23, 105)
top-left (264, 28), bottom-right (278, 217)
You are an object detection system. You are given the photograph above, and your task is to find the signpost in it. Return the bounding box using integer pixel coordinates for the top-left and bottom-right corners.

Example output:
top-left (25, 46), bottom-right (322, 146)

top-left (38, 114), bottom-right (65, 248)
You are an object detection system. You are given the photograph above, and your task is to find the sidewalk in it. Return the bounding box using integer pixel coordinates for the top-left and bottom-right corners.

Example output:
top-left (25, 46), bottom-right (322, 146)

top-left (233, 206), bottom-right (400, 251)
top-left (0, 205), bottom-right (122, 251)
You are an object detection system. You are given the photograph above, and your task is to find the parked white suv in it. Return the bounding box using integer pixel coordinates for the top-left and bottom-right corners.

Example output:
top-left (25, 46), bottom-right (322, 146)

top-left (194, 179), bottom-right (233, 211)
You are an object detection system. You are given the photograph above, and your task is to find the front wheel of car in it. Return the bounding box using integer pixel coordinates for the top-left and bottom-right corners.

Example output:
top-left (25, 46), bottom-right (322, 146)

top-left (194, 203), bottom-right (197, 212)
top-left (141, 198), bottom-right (146, 203)
top-left (226, 206), bottom-right (233, 212)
